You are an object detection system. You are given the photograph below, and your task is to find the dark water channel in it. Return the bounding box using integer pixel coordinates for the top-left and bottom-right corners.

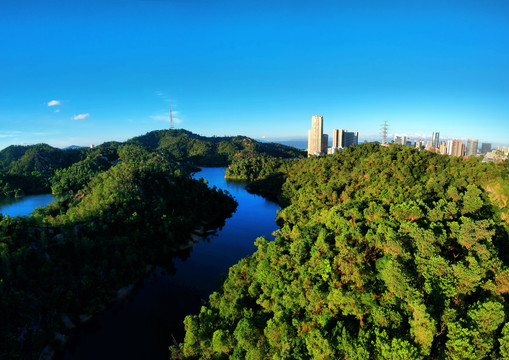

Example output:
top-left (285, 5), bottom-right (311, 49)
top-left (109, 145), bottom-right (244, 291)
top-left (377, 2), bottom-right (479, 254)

top-left (56, 167), bottom-right (280, 359)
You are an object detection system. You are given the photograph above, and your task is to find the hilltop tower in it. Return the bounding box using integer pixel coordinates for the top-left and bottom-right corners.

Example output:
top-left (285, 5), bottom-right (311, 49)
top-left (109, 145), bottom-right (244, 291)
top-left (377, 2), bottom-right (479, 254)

top-left (169, 101), bottom-right (174, 129)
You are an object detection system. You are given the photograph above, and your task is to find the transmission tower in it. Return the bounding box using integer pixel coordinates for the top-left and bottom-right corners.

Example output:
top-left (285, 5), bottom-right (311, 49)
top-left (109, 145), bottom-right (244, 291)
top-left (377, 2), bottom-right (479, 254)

top-left (380, 121), bottom-right (389, 145)
top-left (169, 101), bottom-right (174, 129)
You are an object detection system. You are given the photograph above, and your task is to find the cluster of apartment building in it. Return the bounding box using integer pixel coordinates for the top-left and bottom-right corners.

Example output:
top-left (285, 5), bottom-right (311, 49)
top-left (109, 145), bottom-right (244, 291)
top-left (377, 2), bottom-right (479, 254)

top-left (395, 131), bottom-right (508, 161)
top-left (307, 115), bottom-right (358, 156)
top-left (307, 116), bottom-right (507, 161)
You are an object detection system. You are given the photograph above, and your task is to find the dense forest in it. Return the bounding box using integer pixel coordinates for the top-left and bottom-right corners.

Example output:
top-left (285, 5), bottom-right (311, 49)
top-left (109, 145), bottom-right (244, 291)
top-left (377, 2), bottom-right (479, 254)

top-left (0, 140), bottom-right (240, 359)
top-left (0, 129), bottom-right (305, 199)
top-left (126, 129), bottom-right (305, 166)
top-left (225, 156), bottom-right (294, 205)
top-left (172, 143), bottom-right (509, 359)
top-left (0, 144), bottom-right (82, 198)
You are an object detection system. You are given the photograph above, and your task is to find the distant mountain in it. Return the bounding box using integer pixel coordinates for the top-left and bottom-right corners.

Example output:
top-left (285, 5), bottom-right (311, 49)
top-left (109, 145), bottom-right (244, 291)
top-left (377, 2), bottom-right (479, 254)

top-left (61, 145), bottom-right (86, 150)
top-left (0, 145), bottom-right (35, 167)
top-left (0, 129), bottom-right (306, 197)
top-left (0, 144), bottom-right (81, 174)
top-left (0, 144), bottom-right (83, 196)
top-left (126, 129), bottom-right (306, 166)
top-left (263, 139), bottom-right (307, 150)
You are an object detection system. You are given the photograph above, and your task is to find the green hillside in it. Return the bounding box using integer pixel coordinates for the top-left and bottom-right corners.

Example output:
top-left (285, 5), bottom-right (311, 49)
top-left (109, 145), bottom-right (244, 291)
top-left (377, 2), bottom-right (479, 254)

top-left (172, 143), bottom-right (509, 360)
top-left (0, 129), bottom-right (305, 198)
top-left (127, 129), bottom-right (305, 166)
top-left (0, 144), bottom-right (82, 198)
top-left (0, 149), bottom-right (238, 359)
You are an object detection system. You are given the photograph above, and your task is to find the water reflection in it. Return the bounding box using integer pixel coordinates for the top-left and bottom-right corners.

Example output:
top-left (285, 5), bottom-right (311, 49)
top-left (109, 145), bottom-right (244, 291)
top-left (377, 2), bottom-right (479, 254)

top-left (61, 168), bottom-right (280, 360)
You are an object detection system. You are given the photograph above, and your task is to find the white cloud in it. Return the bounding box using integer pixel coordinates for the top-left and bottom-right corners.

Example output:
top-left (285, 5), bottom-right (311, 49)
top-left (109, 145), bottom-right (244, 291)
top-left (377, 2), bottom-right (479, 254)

top-left (54, 109), bottom-right (60, 113)
top-left (0, 130), bottom-right (22, 138)
top-left (48, 100), bottom-right (61, 106)
top-left (392, 132), bottom-right (431, 139)
top-left (73, 113), bottom-right (90, 120)
top-left (155, 91), bottom-right (171, 102)
top-left (149, 113), bottom-right (182, 124)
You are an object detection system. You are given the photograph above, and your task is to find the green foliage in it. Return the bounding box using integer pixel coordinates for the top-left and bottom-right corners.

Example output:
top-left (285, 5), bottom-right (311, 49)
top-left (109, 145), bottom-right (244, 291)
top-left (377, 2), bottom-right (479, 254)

top-left (0, 152), bottom-right (238, 359)
top-left (0, 144), bottom-right (83, 198)
top-left (50, 155), bottom-right (112, 194)
top-left (0, 128), bottom-right (304, 358)
top-left (225, 155), bottom-right (288, 181)
top-left (127, 129), bottom-right (305, 166)
top-left (0, 129), bottom-right (304, 199)
top-left (172, 144), bottom-right (509, 360)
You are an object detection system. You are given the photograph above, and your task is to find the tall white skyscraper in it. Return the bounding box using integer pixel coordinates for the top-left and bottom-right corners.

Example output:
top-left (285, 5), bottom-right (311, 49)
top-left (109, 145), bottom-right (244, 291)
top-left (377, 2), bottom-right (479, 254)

top-left (307, 115), bottom-right (328, 156)
top-left (447, 140), bottom-right (453, 155)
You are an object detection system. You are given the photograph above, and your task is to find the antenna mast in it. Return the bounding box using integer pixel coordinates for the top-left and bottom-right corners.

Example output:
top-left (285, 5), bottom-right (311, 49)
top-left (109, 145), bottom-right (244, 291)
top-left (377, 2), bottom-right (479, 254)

top-left (380, 121), bottom-right (388, 145)
top-left (169, 100), bottom-right (174, 129)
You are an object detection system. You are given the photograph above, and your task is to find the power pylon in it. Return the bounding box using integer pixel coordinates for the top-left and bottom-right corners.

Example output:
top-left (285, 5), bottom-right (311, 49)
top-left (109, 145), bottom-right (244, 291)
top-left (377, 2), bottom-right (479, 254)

top-left (380, 121), bottom-right (389, 145)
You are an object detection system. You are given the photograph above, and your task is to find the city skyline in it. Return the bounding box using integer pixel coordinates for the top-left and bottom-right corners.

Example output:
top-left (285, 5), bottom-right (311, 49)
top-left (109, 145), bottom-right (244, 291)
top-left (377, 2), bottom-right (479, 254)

top-left (1, 0), bottom-right (509, 150)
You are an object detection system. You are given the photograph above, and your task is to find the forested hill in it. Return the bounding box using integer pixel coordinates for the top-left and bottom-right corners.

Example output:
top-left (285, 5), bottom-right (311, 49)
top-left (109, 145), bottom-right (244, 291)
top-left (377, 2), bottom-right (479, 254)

top-left (126, 129), bottom-right (305, 166)
top-left (172, 143), bottom-right (509, 360)
top-left (0, 144), bottom-right (80, 173)
top-left (0, 144), bottom-right (82, 197)
top-left (1, 147), bottom-right (239, 359)
top-left (0, 129), bottom-right (305, 198)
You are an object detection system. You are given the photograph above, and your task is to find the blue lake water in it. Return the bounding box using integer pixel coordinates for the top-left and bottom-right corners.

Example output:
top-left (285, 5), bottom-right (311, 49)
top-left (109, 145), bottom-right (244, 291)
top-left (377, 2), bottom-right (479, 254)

top-left (61, 167), bottom-right (280, 359)
top-left (0, 193), bottom-right (56, 217)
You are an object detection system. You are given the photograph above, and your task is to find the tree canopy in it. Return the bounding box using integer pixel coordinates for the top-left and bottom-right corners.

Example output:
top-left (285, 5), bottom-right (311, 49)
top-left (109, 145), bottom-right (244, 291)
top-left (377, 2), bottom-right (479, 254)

top-left (172, 143), bottom-right (509, 359)
top-left (0, 146), bottom-right (237, 359)
top-left (0, 129), bottom-right (305, 199)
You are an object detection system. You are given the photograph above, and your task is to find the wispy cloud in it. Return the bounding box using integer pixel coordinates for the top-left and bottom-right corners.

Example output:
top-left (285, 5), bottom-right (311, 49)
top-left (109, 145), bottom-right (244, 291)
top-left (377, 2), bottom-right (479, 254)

top-left (73, 113), bottom-right (90, 120)
top-left (149, 113), bottom-right (182, 124)
top-left (0, 131), bottom-right (22, 138)
top-left (54, 109), bottom-right (60, 113)
top-left (155, 91), bottom-right (169, 101)
top-left (390, 132), bottom-right (470, 142)
top-left (48, 100), bottom-right (61, 106)
top-left (392, 132), bottom-right (431, 139)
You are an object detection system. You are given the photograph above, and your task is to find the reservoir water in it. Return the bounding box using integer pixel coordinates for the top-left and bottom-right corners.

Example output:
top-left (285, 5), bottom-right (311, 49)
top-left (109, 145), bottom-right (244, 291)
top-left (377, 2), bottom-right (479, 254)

top-left (60, 167), bottom-right (281, 359)
top-left (0, 193), bottom-right (56, 217)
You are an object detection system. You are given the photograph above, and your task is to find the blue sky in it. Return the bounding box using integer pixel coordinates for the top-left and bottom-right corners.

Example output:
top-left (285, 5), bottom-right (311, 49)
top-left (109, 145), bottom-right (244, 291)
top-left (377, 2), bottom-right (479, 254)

top-left (1, 0), bottom-right (508, 150)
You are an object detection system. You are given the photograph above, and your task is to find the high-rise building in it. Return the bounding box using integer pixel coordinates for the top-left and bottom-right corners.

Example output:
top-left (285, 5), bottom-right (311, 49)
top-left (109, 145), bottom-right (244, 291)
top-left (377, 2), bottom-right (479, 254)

top-left (333, 129), bottom-right (358, 149)
top-left (450, 139), bottom-right (465, 157)
top-left (466, 139), bottom-right (478, 157)
top-left (496, 146), bottom-right (509, 155)
top-left (432, 132), bottom-right (440, 149)
top-left (439, 141), bottom-right (448, 154)
top-left (447, 140), bottom-right (453, 155)
top-left (394, 135), bottom-right (407, 146)
top-left (481, 143), bottom-right (492, 155)
top-left (307, 115), bottom-right (328, 156)
top-left (332, 129), bottom-right (341, 148)
top-left (415, 140), bottom-right (425, 150)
